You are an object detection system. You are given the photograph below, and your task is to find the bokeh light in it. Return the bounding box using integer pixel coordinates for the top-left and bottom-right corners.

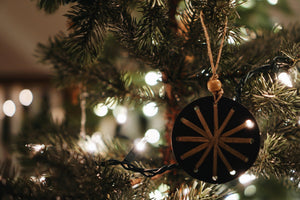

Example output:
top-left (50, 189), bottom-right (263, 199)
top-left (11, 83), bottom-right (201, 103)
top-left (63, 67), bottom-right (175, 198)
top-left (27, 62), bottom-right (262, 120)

top-left (113, 105), bottom-right (128, 124)
top-left (244, 185), bottom-right (257, 197)
top-left (145, 71), bottom-right (162, 86)
top-left (239, 173), bottom-right (256, 185)
top-left (224, 193), bottom-right (240, 200)
top-left (134, 138), bottom-right (146, 151)
top-left (278, 72), bottom-right (293, 87)
top-left (19, 89), bottom-right (33, 106)
top-left (267, 0), bottom-right (278, 5)
top-left (3, 100), bottom-right (16, 117)
top-left (93, 103), bottom-right (108, 117)
top-left (143, 102), bottom-right (158, 117)
top-left (145, 129), bottom-right (160, 144)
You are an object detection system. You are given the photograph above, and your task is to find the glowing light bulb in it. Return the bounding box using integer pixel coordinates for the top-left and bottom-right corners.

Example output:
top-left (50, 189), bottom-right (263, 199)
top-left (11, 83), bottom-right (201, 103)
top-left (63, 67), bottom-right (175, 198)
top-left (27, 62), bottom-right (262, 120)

top-left (143, 102), bottom-right (158, 117)
top-left (145, 71), bottom-right (162, 86)
top-left (149, 190), bottom-right (163, 200)
top-left (267, 0), bottom-right (278, 5)
top-left (245, 119), bottom-right (254, 128)
top-left (93, 103), bottom-right (108, 117)
top-left (145, 129), bottom-right (160, 144)
top-left (278, 72), bottom-right (293, 87)
top-left (134, 138), bottom-right (146, 151)
top-left (3, 100), bottom-right (16, 117)
top-left (19, 89), bottom-right (33, 106)
top-left (32, 144), bottom-right (45, 152)
top-left (244, 185), bottom-right (257, 197)
top-left (113, 106), bottom-right (127, 124)
top-left (224, 193), bottom-right (240, 200)
top-left (239, 173), bottom-right (256, 185)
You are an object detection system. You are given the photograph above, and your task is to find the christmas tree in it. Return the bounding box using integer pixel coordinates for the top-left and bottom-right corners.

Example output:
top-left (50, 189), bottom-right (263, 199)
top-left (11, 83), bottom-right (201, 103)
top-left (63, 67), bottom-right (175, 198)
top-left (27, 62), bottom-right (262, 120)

top-left (1, 0), bottom-right (299, 199)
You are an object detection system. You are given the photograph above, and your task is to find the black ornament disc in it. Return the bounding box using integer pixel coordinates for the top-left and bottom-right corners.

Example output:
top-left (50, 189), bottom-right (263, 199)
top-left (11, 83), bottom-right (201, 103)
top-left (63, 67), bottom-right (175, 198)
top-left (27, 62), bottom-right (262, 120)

top-left (172, 96), bottom-right (260, 184)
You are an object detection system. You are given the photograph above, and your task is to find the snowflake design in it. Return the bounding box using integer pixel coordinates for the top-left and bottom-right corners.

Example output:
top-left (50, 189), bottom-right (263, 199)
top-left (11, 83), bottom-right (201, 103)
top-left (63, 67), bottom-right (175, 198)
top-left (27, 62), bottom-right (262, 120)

top-left (176, 104), bottom-right (255, 181)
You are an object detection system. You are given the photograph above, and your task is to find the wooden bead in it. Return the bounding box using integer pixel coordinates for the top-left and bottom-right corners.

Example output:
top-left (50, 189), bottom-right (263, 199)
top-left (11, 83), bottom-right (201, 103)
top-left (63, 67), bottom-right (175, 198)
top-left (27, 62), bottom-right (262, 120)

top-left (207, 79), bottom-right (222, 93)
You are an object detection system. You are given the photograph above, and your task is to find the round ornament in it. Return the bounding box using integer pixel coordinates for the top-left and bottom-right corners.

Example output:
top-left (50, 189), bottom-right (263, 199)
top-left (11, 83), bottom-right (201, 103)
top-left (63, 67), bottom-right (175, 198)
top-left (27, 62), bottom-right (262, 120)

top-left (172, 96), bottom-right (260, 184)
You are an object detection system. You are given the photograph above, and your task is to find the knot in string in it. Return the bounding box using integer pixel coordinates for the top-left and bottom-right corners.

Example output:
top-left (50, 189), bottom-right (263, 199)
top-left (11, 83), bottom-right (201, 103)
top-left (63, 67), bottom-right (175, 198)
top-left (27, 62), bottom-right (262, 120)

top-left (199, 10), bottom-right (228, 104)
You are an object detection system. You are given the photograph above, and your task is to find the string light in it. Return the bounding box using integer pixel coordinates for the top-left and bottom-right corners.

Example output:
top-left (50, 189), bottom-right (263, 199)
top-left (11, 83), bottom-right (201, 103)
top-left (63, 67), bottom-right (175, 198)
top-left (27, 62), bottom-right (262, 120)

top-left (30, 175), bottom-right (47, 184)
top-left (143, 102), bottom-right (158, 117)
top-left (224, 193), bottom-right (240, 200)
top-left (78, 132), bottom-right (106, 154)
top-left (134, 138), bottom-right (147, 152)
top-left (149, 190), bottom-right (164, 200)
top-left (239, 173), bottom-right (256, 185)
top-left (93, 103), bottom-right (108, 117)
top-left (19, 89), bottom-right (33, 106)
top-left (244, 185), bottom-right (257, 197)
top-left (145, 129), bottom-right (160, 144)
top-left (145, 71), bottom-right (162, 86)
top-left (267, 0), bottom-right (278, 5)
top-left (278, 72), bottom-right (293, 87)
top-left (113, 105), bottom-right (127, 124)
top-left (2, 100), bottom-right (16, 117)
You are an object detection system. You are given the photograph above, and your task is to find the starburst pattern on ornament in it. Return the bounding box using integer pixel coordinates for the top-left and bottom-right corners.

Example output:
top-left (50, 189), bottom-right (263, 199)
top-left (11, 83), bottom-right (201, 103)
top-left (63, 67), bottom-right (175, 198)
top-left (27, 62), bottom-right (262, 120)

top-left (176, 104), bottom-right (255, 181)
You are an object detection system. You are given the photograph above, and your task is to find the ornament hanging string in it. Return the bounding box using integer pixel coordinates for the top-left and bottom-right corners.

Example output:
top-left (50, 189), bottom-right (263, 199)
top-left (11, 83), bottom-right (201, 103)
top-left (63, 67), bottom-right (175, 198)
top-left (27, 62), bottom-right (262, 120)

top-left (199, 10), bottom-right (228, 103)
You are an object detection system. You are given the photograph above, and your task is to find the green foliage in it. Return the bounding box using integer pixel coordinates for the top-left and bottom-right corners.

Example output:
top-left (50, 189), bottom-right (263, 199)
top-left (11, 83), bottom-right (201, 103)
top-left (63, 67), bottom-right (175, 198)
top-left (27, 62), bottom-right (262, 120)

top-left (34, 0), bottom-right (74, 14)
top-left (252, 133), bottom-right (300, 189)
top-left (5, 0), bottom-right (300, 198)
top-left (242, 74), bottom-right (298, 120)
top-left (64, 1), bottom-right (113, 64)
top-left (1, 135), bottom-right (151, 199)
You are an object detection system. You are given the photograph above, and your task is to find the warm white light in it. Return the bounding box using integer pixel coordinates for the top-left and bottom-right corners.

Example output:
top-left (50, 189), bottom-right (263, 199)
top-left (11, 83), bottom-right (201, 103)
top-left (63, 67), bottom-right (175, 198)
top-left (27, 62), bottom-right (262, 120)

top-left (183, 188), bottom-right (189, 196)
top-left (39, 176), bottom-right (46, 183)
top-left (230, 170), bottom-right (236, 175)
top-left (158, 183), bottom-right (170, 193)
top-left (245, 119), bottom-right (255, 128)
top-left (86, 141), bottom-right (97, 153)
top-left (93, 103), bottom-right (108, 117)
top-left (224, 193), bottom-right (240, 200)
top-left (30, 175), bottom-right (46, 184)
top-left (149, 190), bottom-right (163, 200)
top-left (239, 173), bottom-right (256, 185)
top-left (297, 116), bottom-right (300, 126)
top-left (145, 71), bottom-right (162, 86)
top-left (32, 144), bottom-right (45, 152)
top-left (267, 0), bottom-right (278, 5)
top-left (134, 138), bottom-right (146, 151)
top-left (143, 102), bottom-right (158, 117)
top-left (113, 106), bottom-right (128, 124)
top-left (3, 100), bottom-right (16, 117)
top-left (244, 185), bottom-right (257, 197)
top-left (19, 89), bottom-right (33, 106)
top-left (278, 72), bottom-right (293, 87)
top-left (145, 129), bottom-right (160, 144)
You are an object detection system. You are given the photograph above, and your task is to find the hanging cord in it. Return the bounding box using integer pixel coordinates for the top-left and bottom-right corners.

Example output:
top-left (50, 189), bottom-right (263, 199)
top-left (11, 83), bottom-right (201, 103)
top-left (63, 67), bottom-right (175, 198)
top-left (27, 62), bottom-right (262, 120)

top-left (97, 159), bottom-right (179, 178)
top-left (199, 10), bottom-right (228, 103)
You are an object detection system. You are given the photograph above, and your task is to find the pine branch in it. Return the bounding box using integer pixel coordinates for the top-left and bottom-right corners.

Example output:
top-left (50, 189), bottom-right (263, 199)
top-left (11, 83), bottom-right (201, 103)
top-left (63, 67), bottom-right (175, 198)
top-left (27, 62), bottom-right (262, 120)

top-left (64, 0), bottom-right (114, 65)
top-left (34, 0), bottom-right (76, 13)
top-left (251, 133), bottom-right (300, 189)
top-left (36, 32), bottom-right (83, 87)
